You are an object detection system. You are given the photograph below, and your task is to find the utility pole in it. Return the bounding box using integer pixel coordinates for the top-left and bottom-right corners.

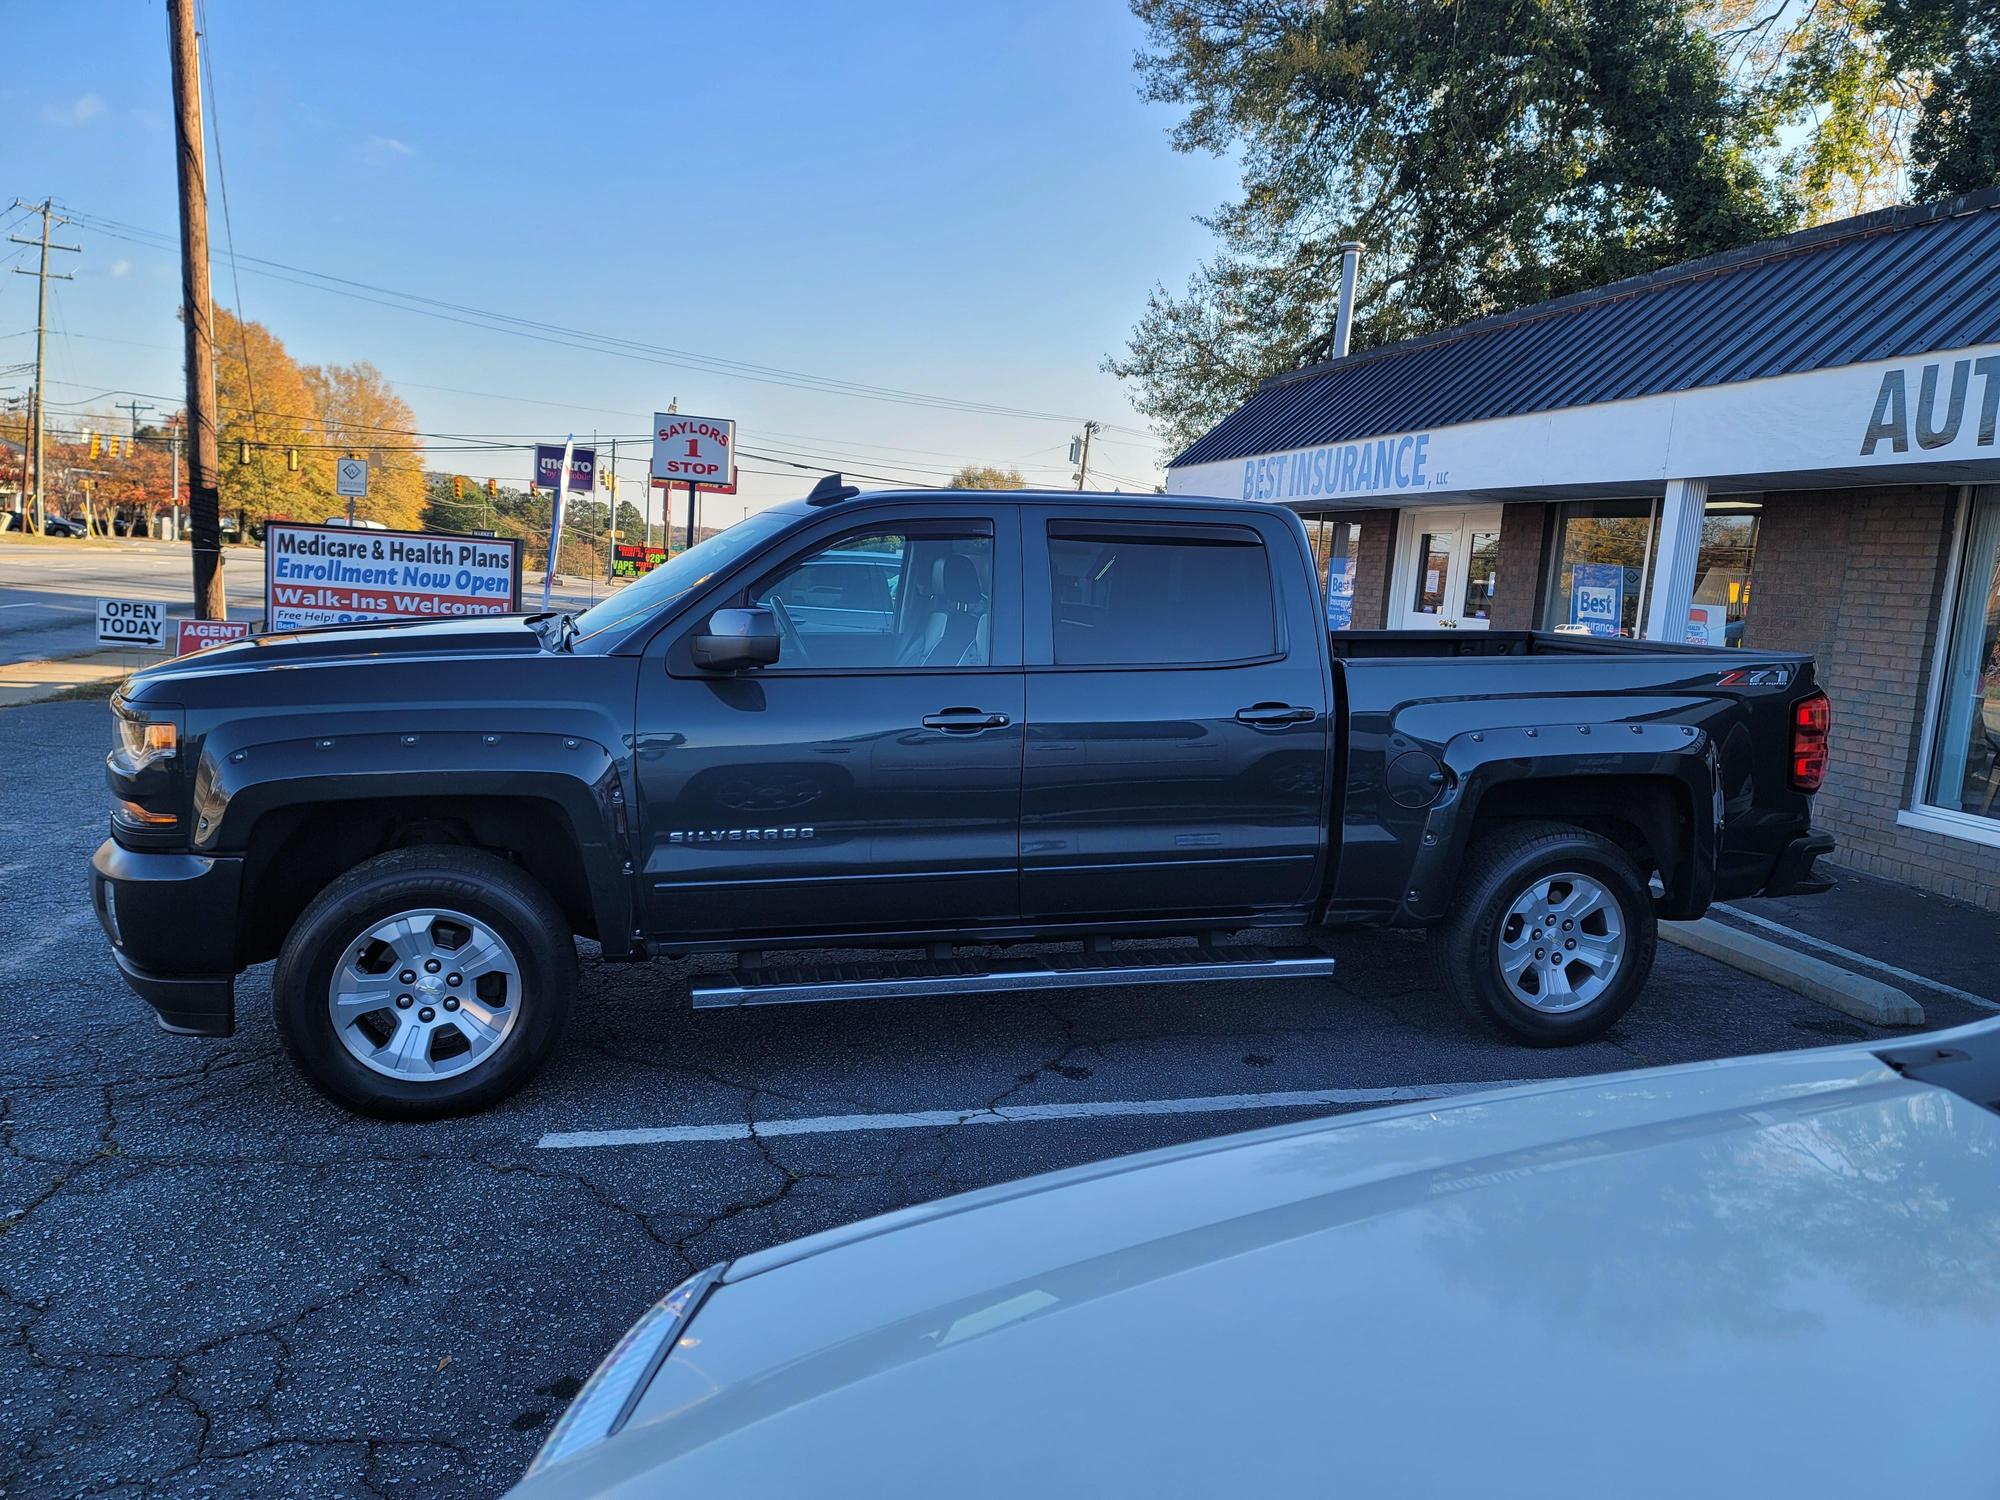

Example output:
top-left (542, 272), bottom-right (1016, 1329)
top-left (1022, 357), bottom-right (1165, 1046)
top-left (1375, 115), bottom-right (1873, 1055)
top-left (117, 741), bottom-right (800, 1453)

top-left (167, 0), bottom-right (226, 619)
top-left (8, 200), bottom-right (80, 536)
top-left (1072, 420), bottom-right (1100, 491)
top-left (119, 398), bottom-right (155, 441)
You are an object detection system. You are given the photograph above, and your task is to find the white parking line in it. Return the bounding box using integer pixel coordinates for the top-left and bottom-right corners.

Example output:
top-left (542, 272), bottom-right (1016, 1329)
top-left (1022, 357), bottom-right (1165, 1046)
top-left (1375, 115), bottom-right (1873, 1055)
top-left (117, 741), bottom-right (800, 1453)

top-left (1714, 903), bottom-right (2000, 1013)
top-left (536, 1080), bottom-right (1536, 1150)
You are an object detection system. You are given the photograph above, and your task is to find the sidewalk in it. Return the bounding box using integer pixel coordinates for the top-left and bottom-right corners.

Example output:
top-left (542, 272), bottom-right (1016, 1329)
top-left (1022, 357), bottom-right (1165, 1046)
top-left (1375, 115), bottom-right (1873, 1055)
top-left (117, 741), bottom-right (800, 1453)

top-left (0, 648), bottom-right (140, 707)
top-left (1715, 863), bottom-right (2000, 1019)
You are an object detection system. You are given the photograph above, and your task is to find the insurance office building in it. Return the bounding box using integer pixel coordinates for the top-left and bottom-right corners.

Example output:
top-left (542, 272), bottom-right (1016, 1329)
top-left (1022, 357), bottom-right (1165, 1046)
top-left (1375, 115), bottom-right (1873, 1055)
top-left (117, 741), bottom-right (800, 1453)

top-left (1168, 188), bottom-right (2000, 910)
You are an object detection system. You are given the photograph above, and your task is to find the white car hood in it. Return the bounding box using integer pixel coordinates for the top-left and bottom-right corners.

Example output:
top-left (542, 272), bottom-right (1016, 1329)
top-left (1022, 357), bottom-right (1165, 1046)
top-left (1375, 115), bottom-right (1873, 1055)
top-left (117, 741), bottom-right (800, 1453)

top-left (528, 1026), bottom-right (2000, 1498)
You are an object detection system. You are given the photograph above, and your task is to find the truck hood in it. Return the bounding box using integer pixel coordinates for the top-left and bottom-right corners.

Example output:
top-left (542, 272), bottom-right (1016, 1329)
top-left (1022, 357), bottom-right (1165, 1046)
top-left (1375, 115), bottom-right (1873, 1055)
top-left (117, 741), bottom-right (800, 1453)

top-left (526, 1022), bottom-right (2000, 1497)
top-left (127, 613), bottom-right (545, 690)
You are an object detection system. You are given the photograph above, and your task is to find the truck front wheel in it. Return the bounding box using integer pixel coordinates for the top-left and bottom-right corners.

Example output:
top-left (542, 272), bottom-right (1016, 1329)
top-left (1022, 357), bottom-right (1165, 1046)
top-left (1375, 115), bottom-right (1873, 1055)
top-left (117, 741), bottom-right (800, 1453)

top-left (1433, 821), bottom-right (1657, 1046)
top-left (272, 846), bottom-right (577, 1119)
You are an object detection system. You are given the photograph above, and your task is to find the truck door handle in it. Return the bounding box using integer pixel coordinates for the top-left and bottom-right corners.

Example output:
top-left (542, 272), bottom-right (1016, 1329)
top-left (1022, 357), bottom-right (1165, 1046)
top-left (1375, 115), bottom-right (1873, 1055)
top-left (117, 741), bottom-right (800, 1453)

top-left (923, 708), bottom-right (1011, 732)
top-left (1236, 703), bottom-right (1315, 726)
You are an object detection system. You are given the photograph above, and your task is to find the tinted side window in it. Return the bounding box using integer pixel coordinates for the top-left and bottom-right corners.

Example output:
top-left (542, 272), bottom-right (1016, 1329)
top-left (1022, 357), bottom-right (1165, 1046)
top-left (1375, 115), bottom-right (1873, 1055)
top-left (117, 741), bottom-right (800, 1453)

top-left (754, 530), bottom-right (993, 670)
top-left (1047, 525), bottom-right (1276, 665)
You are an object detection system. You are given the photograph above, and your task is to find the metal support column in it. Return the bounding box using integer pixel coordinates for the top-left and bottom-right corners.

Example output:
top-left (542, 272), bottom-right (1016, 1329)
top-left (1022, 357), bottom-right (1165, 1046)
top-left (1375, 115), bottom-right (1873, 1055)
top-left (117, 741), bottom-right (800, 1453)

top-left (1642, 478), bottom-right (1708, 643)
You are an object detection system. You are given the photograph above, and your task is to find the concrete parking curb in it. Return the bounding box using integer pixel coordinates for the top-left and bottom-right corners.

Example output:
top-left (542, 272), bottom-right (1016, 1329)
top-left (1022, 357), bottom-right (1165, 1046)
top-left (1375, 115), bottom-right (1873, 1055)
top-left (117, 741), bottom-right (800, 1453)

top-left (1662, 917), bottom-right (1924, 1027)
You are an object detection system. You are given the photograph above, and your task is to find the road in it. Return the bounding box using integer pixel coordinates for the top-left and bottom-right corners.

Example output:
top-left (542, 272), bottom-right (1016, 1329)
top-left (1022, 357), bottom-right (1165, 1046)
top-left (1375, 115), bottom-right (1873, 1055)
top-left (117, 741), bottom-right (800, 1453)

top-left (2, 698), bottom-right (1987, 1498)
top-left (0, 538), bottom-right (608, 666)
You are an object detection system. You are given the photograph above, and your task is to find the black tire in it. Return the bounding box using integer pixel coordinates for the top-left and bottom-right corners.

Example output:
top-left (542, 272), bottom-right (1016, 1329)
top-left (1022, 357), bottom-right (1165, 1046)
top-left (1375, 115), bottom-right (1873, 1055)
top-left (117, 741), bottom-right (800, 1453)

top-left (1431, 820), bottom-right (1657, 1046)
top-left (272, 845), bottom-right (576, 1119)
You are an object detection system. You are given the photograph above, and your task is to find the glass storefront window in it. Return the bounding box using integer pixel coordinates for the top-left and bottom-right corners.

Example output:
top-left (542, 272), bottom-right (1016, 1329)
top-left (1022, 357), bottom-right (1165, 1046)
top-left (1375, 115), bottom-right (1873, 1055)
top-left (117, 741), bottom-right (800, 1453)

top-left (1303, 515), bottom-right (1361, 630)
top-left (1926, 487), bottom-right (2000, 823)
top-left (1543, 496), bottom-right (1762, 643)
top-left (1544, 501), bottom-right (1656, 637)
top-left (1689, 502), bottom-right (1761, 647)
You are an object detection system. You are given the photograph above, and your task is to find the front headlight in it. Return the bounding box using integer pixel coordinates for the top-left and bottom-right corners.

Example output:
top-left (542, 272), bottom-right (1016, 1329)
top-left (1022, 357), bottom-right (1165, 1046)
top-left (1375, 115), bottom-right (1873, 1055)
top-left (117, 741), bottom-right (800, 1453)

top-left (112, 695), bottom-right (179, 772)
top-left (524, 1264), bottom-right (723, 1478)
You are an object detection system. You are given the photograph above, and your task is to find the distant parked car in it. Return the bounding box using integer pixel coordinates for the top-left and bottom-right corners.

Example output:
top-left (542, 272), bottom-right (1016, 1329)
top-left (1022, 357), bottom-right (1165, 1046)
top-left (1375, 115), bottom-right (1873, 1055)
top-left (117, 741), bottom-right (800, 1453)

top-left (41, 515), bottom-right (87, 538)
top-left (321, 516), bottom-right (388, 530)
top-left (510, 1018), bottom-right (2000, 1496)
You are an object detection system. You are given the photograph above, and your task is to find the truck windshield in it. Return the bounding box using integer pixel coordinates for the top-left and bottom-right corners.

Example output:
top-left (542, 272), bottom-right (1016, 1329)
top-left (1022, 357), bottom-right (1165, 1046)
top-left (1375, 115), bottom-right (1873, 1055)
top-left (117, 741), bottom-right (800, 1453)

top-left (571, 510), bottom-right (797, 643)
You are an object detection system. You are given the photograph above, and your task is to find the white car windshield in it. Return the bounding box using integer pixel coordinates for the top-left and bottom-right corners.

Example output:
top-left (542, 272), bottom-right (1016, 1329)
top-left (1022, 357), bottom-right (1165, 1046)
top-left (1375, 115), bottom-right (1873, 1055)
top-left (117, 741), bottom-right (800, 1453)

top-left (571, 509), bottom-right (796, 643)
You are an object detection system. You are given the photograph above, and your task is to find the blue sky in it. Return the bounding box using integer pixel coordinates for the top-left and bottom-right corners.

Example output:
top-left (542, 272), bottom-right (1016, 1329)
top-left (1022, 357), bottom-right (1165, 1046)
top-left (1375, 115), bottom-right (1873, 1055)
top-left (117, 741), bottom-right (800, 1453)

top-left (2, 0), bottom-right (1237, 519)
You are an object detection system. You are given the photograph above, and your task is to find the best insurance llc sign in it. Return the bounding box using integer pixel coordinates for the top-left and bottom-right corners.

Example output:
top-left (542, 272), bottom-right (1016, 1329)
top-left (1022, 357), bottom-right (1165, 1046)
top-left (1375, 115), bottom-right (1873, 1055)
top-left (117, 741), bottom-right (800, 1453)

top-left (264, 522), bottom-right (523, 631)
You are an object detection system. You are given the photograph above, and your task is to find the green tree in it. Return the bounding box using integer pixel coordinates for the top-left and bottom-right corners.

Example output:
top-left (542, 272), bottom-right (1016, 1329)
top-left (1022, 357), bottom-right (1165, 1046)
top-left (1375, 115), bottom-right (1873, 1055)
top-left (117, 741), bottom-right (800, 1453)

top-left (1704, 0), bottom-right (2000, 213)
top-left (942, 464), bottom-right (1027, 489)
top-left (1109, 0), bottom-right (1793, 451)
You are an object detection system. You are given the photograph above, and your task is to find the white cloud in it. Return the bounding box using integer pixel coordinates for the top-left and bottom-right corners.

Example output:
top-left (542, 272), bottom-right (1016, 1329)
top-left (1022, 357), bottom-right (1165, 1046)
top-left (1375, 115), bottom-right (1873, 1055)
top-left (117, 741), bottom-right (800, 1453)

top-left (43, 94), bottom-right (106, 127)
top-left (364, 135), bottom-right (415, 160)
top-left (109, 259), bottom-right (132, 279)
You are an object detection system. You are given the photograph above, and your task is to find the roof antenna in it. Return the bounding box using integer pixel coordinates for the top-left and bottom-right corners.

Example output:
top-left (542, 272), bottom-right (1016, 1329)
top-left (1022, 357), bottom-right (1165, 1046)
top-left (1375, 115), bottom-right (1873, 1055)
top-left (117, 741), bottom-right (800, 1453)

top-left (804, 472), bottom-right (861, 506)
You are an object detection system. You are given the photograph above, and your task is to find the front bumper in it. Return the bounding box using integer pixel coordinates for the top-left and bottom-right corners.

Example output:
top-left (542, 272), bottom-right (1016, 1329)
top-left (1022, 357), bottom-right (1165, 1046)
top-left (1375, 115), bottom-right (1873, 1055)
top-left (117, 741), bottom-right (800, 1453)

top-left (91, 838), bottom-right (242, 1037)
top-left (1758, 829), bottom-right (1836, 898)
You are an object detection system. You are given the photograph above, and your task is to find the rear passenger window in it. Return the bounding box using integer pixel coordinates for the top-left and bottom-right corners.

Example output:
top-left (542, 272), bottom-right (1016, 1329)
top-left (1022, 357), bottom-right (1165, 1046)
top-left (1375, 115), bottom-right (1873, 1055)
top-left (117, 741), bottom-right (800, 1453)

top-left (1047, 524), bottom-right (1277, 665)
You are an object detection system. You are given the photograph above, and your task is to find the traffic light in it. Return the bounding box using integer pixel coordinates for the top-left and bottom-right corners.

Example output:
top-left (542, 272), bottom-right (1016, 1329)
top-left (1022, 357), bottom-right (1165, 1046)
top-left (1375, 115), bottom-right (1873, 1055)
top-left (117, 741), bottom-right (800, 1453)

top-left (237, 439), bottom-right (250, 464)
top-left (452, 475), bottom-right (465, 499)
top-left (486, 479), bottom-right (498, 498)
top-left (107, 436), bottom-right (120, 459)
top-left (287, 447), bottom-right (300, 472)
top-left (88, 431), bottom-right (100, 459)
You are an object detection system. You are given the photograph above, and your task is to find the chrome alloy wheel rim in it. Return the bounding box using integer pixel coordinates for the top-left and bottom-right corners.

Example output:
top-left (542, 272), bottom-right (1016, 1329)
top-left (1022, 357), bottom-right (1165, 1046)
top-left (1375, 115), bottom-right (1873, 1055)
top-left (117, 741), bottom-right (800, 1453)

top-left (328, 908), bottom-right (521, 1081)
top-left (1496, 872), bottom-right (1626, 1013)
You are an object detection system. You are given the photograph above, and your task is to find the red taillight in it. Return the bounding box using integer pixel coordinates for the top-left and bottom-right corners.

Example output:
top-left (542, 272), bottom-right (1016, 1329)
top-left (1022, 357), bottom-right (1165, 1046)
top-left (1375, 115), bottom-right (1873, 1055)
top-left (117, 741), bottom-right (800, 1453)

top-left (1790, 690), bottom-right (1831, 792)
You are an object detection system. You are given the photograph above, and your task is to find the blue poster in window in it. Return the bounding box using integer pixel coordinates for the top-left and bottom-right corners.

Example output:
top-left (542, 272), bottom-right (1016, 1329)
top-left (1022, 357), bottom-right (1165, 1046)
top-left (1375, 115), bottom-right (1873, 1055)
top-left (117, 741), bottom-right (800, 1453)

top-left (1326, 556), bottom-right (1354, 631)
top-left (1570, 562), bottom-right (1624, 637)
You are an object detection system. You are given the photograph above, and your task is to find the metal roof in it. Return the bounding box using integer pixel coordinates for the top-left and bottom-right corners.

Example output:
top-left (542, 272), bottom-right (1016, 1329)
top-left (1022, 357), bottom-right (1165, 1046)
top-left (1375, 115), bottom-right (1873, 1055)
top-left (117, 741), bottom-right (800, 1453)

top-left (1172, 187), bottom-right (2000, 468)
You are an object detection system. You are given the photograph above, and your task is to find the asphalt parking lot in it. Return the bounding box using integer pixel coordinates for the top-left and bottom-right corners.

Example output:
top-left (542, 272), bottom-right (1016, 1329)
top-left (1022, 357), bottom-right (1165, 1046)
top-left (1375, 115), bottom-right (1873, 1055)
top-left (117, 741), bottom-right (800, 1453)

top-left (3, 698), bottom-right (1988, 1499)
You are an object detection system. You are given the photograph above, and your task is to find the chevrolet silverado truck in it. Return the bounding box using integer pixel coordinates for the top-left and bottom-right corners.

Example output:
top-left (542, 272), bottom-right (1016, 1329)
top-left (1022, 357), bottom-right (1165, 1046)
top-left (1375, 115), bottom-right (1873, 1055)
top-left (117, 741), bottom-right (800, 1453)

top-left (91, 480), bottom-right (1835, 1118)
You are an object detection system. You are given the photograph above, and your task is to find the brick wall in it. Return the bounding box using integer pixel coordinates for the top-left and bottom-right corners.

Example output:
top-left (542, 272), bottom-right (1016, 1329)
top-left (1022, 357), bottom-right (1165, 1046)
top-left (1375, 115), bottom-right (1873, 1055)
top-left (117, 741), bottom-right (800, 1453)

top-left (1345, 507), bottom-right (1400, 630)
top-left (1491, 502), bottom-right (1551, 629)
top-left (1744, 484), bottom-right (2000, 909)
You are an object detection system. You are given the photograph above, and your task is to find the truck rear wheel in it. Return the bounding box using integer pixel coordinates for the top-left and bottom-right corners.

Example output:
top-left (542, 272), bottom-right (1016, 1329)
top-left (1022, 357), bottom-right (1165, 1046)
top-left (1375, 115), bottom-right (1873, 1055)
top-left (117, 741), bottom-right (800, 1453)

top-left (1433, 821), bottom-right (1656, 1046)
top-left (272, 846), bottom-right (576, 1119)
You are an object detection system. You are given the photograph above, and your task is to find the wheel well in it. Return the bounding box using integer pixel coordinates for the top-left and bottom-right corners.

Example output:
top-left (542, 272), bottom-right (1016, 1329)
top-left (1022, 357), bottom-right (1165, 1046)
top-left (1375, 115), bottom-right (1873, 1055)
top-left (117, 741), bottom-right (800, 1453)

top-left (1466, 776), bottom-right (1687, 888)
top-left (236, 796), bottom-right (594, 966)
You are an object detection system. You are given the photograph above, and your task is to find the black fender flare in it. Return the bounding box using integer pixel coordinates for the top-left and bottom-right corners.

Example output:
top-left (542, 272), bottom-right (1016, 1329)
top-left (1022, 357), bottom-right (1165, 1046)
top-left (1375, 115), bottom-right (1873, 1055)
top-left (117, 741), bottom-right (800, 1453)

top-left (189, 725), bottom-right (639, 956)
top-left (1399, 722), bottom-right (1721, 923)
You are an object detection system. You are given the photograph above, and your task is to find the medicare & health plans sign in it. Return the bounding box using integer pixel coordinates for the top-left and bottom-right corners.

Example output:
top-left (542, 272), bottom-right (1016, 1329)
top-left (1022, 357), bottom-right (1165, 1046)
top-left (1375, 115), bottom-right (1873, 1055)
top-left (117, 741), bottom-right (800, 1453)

top-left (264, 522), bottom-right (523, 631)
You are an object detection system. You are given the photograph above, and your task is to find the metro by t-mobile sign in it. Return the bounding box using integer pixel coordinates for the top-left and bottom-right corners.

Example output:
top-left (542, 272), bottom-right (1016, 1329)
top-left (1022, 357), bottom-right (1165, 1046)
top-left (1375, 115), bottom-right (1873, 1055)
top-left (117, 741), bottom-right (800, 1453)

top-left (650, 413), bottom-right (735, 490)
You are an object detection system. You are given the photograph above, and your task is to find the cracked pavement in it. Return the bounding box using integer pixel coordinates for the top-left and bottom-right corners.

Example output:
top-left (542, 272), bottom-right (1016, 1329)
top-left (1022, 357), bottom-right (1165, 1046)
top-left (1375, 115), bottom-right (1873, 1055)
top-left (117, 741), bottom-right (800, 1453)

top-left (3, 700), bottom-right (1985, 1498)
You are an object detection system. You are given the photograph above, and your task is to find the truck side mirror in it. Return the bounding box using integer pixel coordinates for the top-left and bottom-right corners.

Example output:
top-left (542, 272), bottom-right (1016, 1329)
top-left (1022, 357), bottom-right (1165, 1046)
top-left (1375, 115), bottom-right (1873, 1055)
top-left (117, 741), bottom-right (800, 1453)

top-left (691, 606), bottom-right (781, 672)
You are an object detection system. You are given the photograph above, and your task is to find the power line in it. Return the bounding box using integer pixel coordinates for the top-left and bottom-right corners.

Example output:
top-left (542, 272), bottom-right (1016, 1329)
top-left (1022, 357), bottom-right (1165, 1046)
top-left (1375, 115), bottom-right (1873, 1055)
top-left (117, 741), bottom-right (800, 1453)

top-left (52, 202), bottom-right (1106, 427)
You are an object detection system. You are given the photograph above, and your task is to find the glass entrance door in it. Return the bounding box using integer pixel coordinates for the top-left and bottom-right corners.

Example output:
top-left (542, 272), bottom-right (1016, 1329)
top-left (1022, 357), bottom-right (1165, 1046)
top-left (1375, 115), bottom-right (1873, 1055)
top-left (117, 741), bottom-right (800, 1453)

top-left (1396, 506), bottom-right (1502, 629)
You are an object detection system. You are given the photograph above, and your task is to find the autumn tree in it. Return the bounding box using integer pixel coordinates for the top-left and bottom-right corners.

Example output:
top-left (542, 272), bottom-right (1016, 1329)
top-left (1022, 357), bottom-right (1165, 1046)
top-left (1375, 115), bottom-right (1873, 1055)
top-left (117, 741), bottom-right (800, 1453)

top-left (212, 307), bottom-right (328, 526)
top-left (305, 360), bottom-right (426, 530)
top-left (942, 464), bottom-right (1027, 489)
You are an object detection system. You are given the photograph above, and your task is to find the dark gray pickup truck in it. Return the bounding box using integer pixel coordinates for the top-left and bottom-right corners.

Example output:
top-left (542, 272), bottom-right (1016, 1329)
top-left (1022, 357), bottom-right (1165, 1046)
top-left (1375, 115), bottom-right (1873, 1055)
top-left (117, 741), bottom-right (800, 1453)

top-left (92, 481), bottom-right (1834, 1117)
